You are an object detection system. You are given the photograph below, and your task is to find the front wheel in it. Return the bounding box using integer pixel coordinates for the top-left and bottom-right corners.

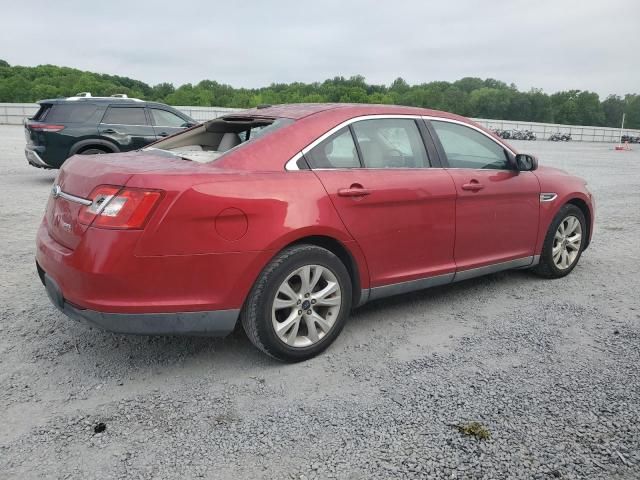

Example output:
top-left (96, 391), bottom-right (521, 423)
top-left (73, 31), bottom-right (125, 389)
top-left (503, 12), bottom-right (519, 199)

top-left (241, 244), bottom-right (352, 362)
top-left (534, 204), bottom-right (586, 278)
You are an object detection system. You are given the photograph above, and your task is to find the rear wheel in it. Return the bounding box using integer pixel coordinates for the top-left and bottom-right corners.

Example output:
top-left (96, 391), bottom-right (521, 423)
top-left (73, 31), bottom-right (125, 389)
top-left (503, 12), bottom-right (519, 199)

top-left (241, 244), bottom-right (352, 362)
top-left (534, 204), bottom-right (586, 278)
top-left (78, 146), bottom-right (109, 155)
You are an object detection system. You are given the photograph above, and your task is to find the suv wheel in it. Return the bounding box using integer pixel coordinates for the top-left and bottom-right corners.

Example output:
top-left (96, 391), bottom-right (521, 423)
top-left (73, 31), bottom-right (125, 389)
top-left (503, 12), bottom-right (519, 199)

top-left (78, 146), bottom-right (109, 155)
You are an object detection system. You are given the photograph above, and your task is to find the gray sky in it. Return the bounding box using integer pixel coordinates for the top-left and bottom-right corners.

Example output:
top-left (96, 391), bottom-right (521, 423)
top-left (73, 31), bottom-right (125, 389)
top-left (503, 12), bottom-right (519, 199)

top-left (1, 0), bottom-right (638, 97)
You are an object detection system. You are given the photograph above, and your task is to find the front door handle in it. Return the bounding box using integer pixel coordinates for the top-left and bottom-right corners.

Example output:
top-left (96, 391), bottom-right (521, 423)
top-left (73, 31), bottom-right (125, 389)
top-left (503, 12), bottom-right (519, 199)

top-left (158, 132), bottom-right (169, 137)
top-left (102, 128), bottom-right (117, 134)
top-left (338, 184), bottom-right (371, 197)
top-left (461, 180), bottom-right (484, 191)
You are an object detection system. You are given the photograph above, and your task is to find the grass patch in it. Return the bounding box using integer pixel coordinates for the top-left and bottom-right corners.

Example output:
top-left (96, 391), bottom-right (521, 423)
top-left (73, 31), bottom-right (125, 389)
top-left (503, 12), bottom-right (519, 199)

top-left (456, 421), bottom-right (491, 440)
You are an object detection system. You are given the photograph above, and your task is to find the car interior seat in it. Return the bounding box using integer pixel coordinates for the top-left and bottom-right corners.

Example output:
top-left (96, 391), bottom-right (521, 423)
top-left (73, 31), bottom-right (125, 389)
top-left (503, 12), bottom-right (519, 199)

top-left (217, 132), bottom-right (242, 152)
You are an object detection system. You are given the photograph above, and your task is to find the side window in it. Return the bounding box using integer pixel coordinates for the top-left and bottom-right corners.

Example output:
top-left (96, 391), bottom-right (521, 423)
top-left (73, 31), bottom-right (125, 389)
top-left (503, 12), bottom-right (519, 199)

top-left (151, 108), bottom-right (187, 127)
top-left (306, 127), bottom-right (360, 169)
top-left (101, 107), bottom-right (147, 125)
top-left (45, 104), bottom-right (98, 123)
top-left (431, 121), bottom-right (509, 169)
top-left (351, 119), bottom-right (429, 168)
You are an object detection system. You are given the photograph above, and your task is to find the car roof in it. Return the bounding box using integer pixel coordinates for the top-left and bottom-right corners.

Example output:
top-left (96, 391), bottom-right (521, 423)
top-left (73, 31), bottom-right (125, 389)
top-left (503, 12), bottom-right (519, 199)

top-left (216, 103), bottom-right (500, 172)
top-left (231, 103), bottom-right (464, 121)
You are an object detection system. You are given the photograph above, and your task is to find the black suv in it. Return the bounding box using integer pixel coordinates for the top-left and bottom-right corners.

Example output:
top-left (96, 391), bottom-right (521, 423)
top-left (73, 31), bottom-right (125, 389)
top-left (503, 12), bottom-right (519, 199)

top-left (25, 93), bottom-right (196, 169)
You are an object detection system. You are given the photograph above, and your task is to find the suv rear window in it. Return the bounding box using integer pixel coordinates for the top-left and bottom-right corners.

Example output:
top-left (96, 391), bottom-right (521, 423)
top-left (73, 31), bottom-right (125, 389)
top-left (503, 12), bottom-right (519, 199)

top-left (101, 107), bottom-right (147, 125)
top-left (35, 103), bottom-right (98, 123)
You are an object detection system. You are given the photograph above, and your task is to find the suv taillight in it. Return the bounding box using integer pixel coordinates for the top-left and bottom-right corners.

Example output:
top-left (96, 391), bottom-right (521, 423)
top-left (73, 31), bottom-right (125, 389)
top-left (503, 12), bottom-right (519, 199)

top-left (28, 123), bottom-right (65, 132)
top-left (79, 185), bottom-right (163, 229)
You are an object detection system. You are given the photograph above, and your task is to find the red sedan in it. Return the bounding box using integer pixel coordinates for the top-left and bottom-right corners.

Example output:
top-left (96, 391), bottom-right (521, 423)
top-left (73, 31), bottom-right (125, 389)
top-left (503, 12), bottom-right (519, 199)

top-left (36, 104), bottom-right (594, 361)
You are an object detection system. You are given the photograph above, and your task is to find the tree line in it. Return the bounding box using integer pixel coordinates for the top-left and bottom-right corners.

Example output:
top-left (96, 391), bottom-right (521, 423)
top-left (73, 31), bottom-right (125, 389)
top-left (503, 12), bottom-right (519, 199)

top-left (0, 60), bottom-right (638, 128)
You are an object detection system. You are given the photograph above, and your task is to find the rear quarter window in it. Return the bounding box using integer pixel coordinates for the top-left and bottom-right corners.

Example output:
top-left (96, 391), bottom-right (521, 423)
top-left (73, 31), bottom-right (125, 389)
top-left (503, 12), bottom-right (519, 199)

top-left (33, 104), bottom-right (52, 121)
top-left (44, 104), bottom-right (98, 123)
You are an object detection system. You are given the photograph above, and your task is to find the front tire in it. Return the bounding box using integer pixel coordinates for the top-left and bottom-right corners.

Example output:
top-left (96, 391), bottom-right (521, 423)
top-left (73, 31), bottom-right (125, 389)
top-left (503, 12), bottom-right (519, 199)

top-left (241, 244), bottom-right (352, 362)
top-left (534, 204), bottom-right (586, 278)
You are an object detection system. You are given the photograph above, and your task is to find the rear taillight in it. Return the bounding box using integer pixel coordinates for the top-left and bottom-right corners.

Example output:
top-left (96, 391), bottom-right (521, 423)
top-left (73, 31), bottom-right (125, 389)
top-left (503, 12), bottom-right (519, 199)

top-left (79, 185), bottom-right (163, 229)
top-left (28, 123), bottom-right (65, 132)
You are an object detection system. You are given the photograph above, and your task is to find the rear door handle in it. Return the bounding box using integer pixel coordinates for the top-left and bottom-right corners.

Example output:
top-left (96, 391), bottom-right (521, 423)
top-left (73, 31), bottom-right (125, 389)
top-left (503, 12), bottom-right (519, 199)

top-left (158, 132), bottom-right (169, 137)
top-left (102, 128), bottom-right (117, 134)
top-left (338, 185), bottom-right (371, 197)
top-left (461, 180), bottom-right (484, 191)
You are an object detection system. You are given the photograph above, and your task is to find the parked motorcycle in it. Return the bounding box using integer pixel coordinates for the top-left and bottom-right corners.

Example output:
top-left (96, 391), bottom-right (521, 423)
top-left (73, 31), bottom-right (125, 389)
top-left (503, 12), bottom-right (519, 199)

top-left (549, 132), bottom-right (571, 142)
top-left (621, 135), bottom-right (640, 144)
top-left (491, 128), bottom-right (536, 141)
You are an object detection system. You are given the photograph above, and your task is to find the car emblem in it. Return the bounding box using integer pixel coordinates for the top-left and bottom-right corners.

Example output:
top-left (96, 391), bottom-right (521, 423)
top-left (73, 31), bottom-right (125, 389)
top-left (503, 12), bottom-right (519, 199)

top-left (52, 184), bottom-right (62, 198)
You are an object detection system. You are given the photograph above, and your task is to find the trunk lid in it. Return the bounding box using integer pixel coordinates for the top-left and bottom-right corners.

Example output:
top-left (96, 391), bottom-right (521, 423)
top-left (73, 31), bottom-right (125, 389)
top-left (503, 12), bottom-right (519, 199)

top-left (45, 151), bottom-right (192, 250)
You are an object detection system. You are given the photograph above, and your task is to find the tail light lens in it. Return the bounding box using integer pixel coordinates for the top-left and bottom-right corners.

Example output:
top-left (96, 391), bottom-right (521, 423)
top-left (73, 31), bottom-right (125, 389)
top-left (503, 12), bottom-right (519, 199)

top-left (79, 185), bottom-right (163, 229)
top-left (28, 123), bottom-right (65, 132)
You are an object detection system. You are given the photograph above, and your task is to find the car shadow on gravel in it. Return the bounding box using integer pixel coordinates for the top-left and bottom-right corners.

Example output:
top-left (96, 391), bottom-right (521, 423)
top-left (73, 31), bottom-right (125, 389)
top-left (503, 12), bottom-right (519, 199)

top-left (53, 269), bottom-right (541, 375)
top-left (350, 268), bottom-right (537, 324)
top-left (39, 271), bottom-right (548, 378)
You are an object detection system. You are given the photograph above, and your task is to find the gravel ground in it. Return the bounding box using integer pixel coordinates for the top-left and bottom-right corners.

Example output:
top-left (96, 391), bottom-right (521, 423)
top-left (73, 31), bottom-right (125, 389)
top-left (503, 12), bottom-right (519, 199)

top-left (0, 125), bottom-right (639, 480)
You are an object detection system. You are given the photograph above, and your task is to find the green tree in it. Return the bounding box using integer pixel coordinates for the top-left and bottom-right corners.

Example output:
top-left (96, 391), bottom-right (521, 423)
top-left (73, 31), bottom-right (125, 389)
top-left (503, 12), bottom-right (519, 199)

top-left (0, 62), bottom-right (636, 127)
top-left (602, 95), bottom-right (626, 128)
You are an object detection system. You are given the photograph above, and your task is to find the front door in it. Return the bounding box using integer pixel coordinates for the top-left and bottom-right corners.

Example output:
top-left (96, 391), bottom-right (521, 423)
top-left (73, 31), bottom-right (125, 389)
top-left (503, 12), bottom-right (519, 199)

top-left (307, 118), bottom-right (457, 288)
top-left (429, 120), bottom-right (540, 270)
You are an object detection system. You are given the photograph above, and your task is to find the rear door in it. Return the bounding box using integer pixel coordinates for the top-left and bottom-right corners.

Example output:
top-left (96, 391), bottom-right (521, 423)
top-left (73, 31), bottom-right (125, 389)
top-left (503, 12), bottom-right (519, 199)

top-left (308, 117), bottom-right (457, 289)
top-left (149, 107), bottom-right (191, 139)
top-left (428, 119), bottom-right (540, 271)
top-left (98, 105), bottom-right (156, 150)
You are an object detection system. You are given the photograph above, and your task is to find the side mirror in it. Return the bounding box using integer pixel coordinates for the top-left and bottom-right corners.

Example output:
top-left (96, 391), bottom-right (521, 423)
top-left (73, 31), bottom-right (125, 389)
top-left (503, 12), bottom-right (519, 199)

top-left (515, 153), bottom-right (538, 171)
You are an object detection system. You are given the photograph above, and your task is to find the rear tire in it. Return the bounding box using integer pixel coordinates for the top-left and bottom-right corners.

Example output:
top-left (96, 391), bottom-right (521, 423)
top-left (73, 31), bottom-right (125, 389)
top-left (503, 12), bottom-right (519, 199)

top-left (534, 204), bottom-right (586, 278)
top-left (241, 244), bottom-right (352, 362)
top-left (78, 146), bottom-right (109, 155)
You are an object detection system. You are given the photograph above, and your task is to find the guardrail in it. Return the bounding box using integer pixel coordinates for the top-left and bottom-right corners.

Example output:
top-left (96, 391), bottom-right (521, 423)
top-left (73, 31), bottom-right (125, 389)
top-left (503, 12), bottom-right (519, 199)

top-left (473, 118), bottom-right (638, 143)
top-left (1, 103), bottom-right (638, 143)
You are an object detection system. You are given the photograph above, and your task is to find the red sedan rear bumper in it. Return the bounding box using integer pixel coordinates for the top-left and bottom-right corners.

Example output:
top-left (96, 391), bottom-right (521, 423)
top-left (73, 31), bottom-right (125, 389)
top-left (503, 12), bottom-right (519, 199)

top-left (35, 221), bottom-right (272, 335)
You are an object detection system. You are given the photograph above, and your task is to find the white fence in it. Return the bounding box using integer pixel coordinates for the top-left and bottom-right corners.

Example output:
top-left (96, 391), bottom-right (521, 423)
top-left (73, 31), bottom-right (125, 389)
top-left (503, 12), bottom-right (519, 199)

top-left (473, 118), bottom-right (637, 143)
top-left (1, 103), bottom-right (638, 143)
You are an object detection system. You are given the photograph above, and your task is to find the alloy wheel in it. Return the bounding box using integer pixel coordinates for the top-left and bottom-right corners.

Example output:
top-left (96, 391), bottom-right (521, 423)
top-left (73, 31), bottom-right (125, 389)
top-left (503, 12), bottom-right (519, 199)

top-left (552, 215), bottom-right (582, 270)
top-left (271, 265), bottom-right (341, 348)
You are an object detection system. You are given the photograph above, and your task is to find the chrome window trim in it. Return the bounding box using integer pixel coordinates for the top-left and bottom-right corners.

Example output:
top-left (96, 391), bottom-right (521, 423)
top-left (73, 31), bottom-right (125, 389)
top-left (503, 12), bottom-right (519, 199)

top-left (284, 114), bottom-right (515, 171)
top-left (423, 116), bottom-right (516, 156)
top-left (285, 152), bottom-right (303, 171)
top-left (285, 114), bottom-right (423, 171)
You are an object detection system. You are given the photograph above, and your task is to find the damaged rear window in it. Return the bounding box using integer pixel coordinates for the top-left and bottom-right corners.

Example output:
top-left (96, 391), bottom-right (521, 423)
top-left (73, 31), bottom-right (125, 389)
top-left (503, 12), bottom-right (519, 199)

top-left (145, 116), bottom-right (294, 163)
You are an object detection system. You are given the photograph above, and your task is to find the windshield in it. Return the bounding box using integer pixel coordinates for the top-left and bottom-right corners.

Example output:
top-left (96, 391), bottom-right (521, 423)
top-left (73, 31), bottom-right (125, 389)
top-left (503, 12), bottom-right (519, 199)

top-left (144, 117), bottom-right (294, 163)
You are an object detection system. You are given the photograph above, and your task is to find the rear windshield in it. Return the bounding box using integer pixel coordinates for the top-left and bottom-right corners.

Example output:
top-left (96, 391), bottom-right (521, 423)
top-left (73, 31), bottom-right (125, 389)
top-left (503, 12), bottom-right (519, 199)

top-left (36, 103), bottom-right (98, 123)
top-left (145, 117), bottom-right (294, 163)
